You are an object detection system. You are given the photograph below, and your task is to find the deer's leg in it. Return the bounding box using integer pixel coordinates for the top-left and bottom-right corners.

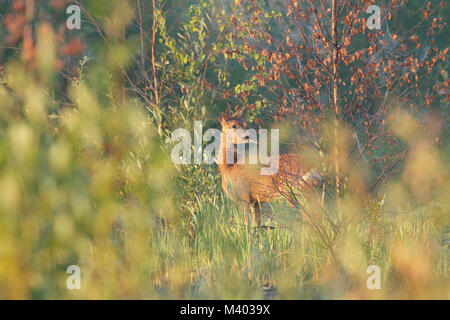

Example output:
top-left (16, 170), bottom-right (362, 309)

top-left (241, 202), bottom-right (251, 225)
top-left (250, 202), bottom-right (261, 227)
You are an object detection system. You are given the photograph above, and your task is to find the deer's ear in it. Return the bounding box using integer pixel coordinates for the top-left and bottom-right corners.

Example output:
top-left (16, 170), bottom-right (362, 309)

top-left (230, 105), bottom-right (249, 120)
top-left (219, 113), bottom-right (229, 126)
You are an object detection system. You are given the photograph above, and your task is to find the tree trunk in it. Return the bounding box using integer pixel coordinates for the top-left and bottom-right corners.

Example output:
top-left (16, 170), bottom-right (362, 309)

top-left (331, 0), bottom-right (342, 221)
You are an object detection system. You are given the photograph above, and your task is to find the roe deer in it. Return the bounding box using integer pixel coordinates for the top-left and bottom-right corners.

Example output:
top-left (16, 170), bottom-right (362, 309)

top-left (217, 111), bottom-right (322, 226)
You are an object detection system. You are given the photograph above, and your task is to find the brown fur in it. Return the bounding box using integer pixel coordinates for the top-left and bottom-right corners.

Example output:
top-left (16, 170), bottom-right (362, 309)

top-left (218, 117), bottom-right (321, 226)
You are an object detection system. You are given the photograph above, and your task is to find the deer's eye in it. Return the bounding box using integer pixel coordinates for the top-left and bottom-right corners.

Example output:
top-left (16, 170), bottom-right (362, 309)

top-left (231, 124), bottom-right (237, 129)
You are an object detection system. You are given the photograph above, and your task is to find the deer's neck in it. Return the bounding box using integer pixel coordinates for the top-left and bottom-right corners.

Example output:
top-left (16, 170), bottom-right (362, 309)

top-left (217, 133), bottom-right (233, 175)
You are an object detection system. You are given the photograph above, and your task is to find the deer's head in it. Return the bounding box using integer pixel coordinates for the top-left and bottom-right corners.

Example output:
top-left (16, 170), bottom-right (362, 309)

top-left (219, 107), bottom-right (251, 145)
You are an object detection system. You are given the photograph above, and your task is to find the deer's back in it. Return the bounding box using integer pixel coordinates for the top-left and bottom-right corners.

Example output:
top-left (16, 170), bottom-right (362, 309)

top-left (221, 153), bottom-right (320, 204)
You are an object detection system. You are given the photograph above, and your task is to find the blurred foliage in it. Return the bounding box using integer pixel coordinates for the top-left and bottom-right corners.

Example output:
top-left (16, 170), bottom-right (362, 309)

top-left (0, 0), bottom-right (448, 299)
